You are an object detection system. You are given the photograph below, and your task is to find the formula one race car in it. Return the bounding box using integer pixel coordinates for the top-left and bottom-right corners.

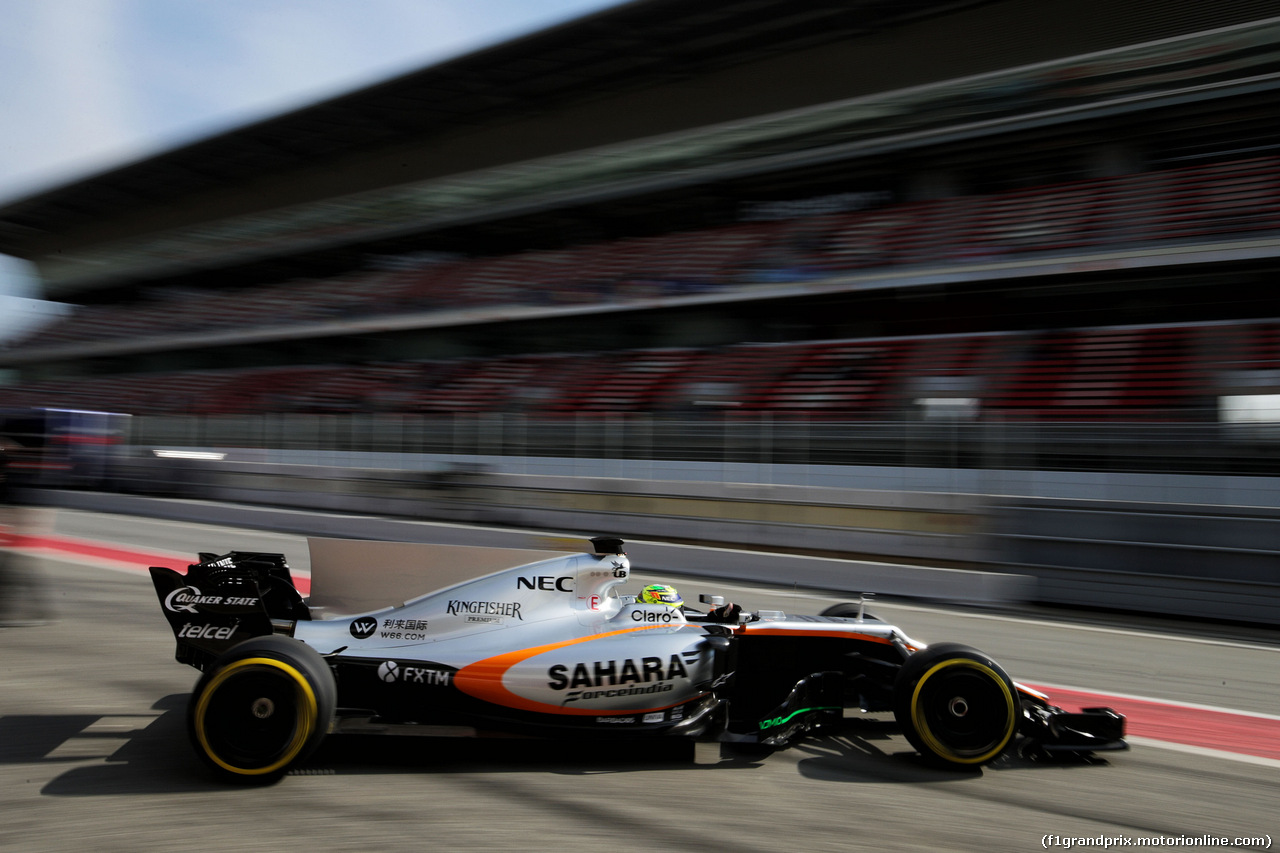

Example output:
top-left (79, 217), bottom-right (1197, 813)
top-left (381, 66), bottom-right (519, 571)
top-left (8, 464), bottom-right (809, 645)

top-left (149, 536), bottom-right (1125, 781)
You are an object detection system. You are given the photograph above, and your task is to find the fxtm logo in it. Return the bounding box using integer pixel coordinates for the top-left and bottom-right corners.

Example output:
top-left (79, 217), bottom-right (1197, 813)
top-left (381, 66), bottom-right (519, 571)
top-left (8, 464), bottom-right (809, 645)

top-left (376, 661), bottom-right (451, 686)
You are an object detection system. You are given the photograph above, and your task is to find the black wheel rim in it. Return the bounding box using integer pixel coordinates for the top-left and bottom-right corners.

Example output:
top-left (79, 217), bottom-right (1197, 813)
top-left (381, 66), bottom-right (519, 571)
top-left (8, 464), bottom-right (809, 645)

top-left (912, 660), bottom-right (1014, 762)
top-left (195, 660), bottom-right (314, 774)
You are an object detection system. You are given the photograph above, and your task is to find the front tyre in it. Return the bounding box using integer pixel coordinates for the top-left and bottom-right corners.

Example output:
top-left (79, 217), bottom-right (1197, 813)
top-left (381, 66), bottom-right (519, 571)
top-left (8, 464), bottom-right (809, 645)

top-left (187, 635), bottom-right (336, 783)
top-left (893, 643), bottom-right (1017, 768)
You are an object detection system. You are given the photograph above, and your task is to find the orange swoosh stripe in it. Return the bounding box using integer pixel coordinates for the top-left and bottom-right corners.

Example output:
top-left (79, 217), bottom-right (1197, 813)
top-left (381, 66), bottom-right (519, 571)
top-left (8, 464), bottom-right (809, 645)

top-left (455, 625), bottom-right (687, 716)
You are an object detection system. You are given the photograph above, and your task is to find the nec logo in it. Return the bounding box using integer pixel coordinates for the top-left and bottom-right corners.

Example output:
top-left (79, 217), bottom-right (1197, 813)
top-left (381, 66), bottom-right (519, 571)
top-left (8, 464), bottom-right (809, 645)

top-left (517, 575), bottom-right (573, 592)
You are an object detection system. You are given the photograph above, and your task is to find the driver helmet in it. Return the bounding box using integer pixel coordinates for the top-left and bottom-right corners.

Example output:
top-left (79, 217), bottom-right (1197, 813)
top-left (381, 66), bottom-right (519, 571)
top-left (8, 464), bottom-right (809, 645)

top-left (639, 583), bottom-right (682, 608)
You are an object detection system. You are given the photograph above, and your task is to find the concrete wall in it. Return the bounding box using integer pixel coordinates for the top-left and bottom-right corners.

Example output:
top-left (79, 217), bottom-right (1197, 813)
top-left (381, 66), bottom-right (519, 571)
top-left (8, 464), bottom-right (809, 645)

top-left (79, 452), bottom-right (1280, 623)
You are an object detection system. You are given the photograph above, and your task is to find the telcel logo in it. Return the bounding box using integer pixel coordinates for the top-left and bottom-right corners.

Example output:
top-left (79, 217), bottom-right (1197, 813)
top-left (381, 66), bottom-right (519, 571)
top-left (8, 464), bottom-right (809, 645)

top-left (178, 621), bottom-right (238, 640)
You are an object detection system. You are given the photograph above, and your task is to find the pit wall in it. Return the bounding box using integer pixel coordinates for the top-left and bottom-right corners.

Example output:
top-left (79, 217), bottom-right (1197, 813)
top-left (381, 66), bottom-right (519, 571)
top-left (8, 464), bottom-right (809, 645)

top-left (40, 453), bottom-right (1280, 624)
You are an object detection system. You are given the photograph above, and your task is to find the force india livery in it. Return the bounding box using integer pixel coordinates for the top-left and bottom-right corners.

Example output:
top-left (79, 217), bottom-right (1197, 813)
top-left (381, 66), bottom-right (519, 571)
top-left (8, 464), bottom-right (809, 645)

top-left (149, 536), bottom-right (1126, 781)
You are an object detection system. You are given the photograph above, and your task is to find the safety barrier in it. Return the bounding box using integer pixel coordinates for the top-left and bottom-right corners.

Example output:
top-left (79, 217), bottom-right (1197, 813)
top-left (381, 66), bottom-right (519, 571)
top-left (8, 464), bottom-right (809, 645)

top-left (41, 451), bottom-right (1280, 623)
top-left (986, 499), bottom-right (1280, 623)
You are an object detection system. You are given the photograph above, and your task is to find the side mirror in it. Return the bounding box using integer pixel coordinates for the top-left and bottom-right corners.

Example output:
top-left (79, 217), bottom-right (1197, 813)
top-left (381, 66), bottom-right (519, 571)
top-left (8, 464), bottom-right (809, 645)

top-left (699, 594), bottom-right (726, 607)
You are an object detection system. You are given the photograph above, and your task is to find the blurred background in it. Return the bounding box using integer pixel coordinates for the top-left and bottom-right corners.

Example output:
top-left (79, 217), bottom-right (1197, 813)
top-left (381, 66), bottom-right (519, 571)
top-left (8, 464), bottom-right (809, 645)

top-left (4, 0), bottom-right (1280, 624)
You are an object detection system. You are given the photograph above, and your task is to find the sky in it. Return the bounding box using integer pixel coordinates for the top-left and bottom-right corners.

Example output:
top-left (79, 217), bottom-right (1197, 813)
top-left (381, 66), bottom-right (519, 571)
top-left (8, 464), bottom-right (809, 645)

top-left (0, 0), bottom-right (620, 339)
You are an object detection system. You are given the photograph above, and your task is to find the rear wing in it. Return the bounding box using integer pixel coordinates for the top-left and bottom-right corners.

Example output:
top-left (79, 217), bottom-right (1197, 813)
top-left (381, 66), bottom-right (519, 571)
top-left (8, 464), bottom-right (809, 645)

top-left (150, 551), bottom-right (309, 669)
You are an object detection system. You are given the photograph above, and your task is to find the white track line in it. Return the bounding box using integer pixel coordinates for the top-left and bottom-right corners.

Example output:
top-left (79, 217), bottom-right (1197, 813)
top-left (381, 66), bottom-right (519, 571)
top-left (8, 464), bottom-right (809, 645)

top-left (1027, 681), bottom-right (1280, 723)
top-left (1126, 737), bottom-right (1280, 770)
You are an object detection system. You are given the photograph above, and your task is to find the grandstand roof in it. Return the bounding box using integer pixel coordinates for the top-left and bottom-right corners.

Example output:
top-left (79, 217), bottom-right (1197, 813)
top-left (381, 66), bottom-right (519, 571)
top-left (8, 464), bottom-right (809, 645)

top-left (5, 0), bottom-right (1278, 303)
top-left (0, 0), bottom-right (989, 254)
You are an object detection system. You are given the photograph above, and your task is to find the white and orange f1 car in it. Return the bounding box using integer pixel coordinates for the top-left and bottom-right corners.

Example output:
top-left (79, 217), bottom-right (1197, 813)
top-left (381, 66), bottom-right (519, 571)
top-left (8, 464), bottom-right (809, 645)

top-left (150, 536), bottom-right (1125, 781)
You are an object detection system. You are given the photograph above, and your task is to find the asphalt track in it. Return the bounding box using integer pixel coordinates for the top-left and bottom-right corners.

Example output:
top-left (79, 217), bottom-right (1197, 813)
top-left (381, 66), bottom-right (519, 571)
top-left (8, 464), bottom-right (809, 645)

top-left (1, 509), bottom-right (1277, 853)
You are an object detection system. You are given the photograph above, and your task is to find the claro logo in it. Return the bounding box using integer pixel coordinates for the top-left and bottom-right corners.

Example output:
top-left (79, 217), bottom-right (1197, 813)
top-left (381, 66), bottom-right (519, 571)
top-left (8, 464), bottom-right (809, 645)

top-left (631, 609), bottom-right (677, 623)
top-left (517, 575), bottom-right (573, 592)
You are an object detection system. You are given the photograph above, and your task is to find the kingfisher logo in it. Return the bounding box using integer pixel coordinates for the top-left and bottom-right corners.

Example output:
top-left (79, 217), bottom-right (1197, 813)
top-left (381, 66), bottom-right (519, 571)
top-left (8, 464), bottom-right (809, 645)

top-left (350, 618), bottom-right (378, 639)
top-left (446, 600), bottom-right (522, 620)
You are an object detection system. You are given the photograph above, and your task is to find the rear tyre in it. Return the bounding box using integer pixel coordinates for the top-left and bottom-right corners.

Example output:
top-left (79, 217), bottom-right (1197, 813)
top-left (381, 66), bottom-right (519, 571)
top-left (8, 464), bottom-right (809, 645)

top-left (187, 635), bottom-right (336, 783)
top-left (892, 643), bottom-right (1017, 768)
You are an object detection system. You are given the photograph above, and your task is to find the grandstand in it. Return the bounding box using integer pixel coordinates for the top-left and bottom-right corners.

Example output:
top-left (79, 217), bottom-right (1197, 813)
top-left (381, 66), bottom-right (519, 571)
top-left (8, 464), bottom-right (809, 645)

top-left (4, 0), bottom-right (1280, 473)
